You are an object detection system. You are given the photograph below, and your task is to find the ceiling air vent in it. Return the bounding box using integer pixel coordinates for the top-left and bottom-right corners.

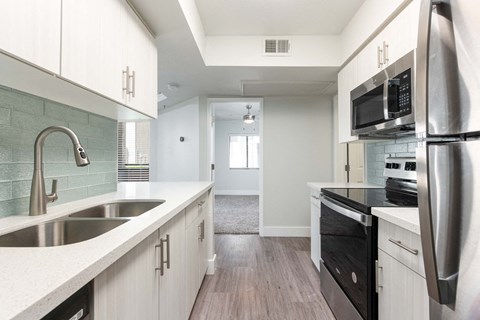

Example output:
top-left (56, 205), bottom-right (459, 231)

top-left (263, 39), bottom-right (291, 56)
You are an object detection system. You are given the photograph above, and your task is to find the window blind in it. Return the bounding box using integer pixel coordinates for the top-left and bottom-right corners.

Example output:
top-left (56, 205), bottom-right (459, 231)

top-left (118, 121), bottom-right (150, 182)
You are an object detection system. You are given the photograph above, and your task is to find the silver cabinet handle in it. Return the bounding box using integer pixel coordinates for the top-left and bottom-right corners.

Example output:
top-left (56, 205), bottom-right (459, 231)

top-left (383, 41), bottom-right (389, 65)
top-left (198, 200), bottom-right (206, 207)
top-left (197, 223), bottom-right (202, 240)
top-left (164, 234), bottom-right (170, 269)
top-left (311, 195), bottom-right (320, 200)
top-left (377, 46), bottom-right (383, 68)
top-left (123, 66), bottom-right (131, 96)
top-left (197, 220), bottom-right (205, 241)
top-left (155, 234), bottom-right (171, 275)
top-left (375, 260), bottom-right (383, 293)
top-left (130, 70), bottom-right (136, 98)
top-left (388, 238), bottom-right (419, 255)
top-left (155, 242), bottom-right (163, 275)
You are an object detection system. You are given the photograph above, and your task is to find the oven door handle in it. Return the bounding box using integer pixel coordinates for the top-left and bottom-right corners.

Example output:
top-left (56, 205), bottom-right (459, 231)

top-left (321, 196), bottom-right (372, 227)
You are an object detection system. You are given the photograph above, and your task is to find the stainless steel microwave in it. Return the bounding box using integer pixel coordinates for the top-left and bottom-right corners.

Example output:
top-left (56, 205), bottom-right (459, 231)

top-left (351, 50), bottom-right (415, 137)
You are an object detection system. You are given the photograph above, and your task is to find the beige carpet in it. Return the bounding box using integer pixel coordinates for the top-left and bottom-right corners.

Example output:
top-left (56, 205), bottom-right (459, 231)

top-left (214, 195), bottom-right (259, 234)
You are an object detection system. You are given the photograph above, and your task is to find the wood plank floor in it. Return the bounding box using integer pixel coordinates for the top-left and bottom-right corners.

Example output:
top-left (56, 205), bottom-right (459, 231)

top-left (189, 235), bottom-right (336, 320)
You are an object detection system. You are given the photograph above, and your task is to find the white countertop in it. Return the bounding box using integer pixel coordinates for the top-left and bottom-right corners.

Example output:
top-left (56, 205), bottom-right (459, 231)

top-left (372, 207), bottom-right (420, 235)
top-left (307, 182), bottom-right (380, 191)
top-left (0, 181), bottom-right (213, 320)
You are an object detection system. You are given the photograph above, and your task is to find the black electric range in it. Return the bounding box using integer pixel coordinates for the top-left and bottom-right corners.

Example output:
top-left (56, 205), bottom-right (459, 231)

top-left (321, 187), bottom-right (417, 214)
top-left (319, 157), bottom-right (418, 320)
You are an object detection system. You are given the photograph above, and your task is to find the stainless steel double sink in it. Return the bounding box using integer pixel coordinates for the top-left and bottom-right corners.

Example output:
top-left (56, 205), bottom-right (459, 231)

top-left (0, 200), bottom-right (164, 247)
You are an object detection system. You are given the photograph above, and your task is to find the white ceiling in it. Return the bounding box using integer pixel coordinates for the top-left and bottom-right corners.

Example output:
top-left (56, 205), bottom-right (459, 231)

top-left (129, 0), bottom-right (360, 108)
top-left (195, 0), bottom-right (366, 36)
top-left (213, 101), bottom-right (261, 121)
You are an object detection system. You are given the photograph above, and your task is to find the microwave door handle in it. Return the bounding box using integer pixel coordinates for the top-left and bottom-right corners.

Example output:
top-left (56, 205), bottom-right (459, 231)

top-left (383, 79), bottom-right (400, 120)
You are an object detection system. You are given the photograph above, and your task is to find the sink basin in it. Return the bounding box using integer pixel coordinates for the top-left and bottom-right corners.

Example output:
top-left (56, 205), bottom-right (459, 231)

top-left (0, 218), bottom-right (128, 247)
top-left (68, 200), bottom-right (165, 218)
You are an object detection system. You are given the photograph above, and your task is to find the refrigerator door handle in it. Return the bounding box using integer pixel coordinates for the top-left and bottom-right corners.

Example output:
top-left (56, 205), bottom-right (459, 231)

top-left (415, 0), bottom-right (435, 138)
top-left (417, 143), bottom-right (460, 305)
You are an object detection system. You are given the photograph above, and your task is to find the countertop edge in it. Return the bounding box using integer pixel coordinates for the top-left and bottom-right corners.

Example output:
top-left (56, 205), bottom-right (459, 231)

top-left (0, 181), bottom-right (214, 320)
top-left (372, 207), bottom-right (420, 235)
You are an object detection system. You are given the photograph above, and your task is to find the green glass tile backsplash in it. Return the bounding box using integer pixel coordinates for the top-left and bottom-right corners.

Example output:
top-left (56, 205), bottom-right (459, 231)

top-left (0, 86), bottom-right (117, 217)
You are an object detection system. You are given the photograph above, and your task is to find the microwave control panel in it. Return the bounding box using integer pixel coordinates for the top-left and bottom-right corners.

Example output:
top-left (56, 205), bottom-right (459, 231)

top-left (395, 69), bottom-right (412, 114)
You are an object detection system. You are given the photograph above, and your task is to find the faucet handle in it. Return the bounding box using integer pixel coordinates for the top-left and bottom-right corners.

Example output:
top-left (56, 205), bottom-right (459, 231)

top-left (47, 179), bottom-right (58, 203)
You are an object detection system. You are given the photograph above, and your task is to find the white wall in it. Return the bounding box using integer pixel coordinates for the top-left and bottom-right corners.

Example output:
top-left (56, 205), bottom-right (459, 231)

top-left (262, 96), bottom-right (333, 236)
top-left (214, 119), bottom-right (259, 195)
top-left (205, 35), bottom-right (341, 67)
top-left (150, 97), bottom-right (200, 181)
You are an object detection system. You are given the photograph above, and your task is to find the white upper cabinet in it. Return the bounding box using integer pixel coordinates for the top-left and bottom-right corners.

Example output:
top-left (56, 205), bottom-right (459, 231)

top-left (62, 0), bottom-right (157, 118)
top-left (0, 0), bottom-right (61, 73)
top-left (61, 0), bottom-right (127, 104)
top-left (338, 58), bottom-right (359, 143)
top-left (125, 6), bottom-right (158, 117)
top-left (357, 0), bottom-right (420, 84)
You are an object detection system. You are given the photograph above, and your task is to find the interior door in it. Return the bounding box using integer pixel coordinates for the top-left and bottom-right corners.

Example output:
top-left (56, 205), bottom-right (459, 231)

top-left (349, 144), bottom-right (365, 183)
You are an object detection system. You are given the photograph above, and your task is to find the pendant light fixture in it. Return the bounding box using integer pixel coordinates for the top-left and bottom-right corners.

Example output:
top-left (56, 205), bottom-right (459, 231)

top-left (243, 105), bottom-right (255, 124)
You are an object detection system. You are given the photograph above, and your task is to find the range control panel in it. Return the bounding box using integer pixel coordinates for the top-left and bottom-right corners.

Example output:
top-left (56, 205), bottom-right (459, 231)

top-left (384, 157), bottom-right (417, 181)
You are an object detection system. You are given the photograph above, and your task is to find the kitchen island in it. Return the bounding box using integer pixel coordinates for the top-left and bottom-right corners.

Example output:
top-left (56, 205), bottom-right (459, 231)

top-left (0, 181), bottom-right (214, 320)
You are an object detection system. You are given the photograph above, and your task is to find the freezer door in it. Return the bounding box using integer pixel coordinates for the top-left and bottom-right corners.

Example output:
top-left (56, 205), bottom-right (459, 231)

top-left (416, 0), bottom-right (480, 137)
top-left (417, 140), bottom-right (480, 318)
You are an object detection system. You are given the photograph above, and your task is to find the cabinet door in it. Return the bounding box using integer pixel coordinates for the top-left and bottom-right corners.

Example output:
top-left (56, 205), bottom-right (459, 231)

top-left (159, 211), bottom-right (186, 320)
top-left (338, 58), bottom-right (359, 143)
top-left (381, 0), bottom-right (420, 66)
top-left (61, 0), bottom-right (127, 103)
top-left (185, 216), bottom-right (201, 315)
top-left (198, 200), bottom-right (209, 280)
top-left (310, 198), bottom-right (320, 271)
top-left (125, 7), bottom-right (158, 118)
top-left (357, 39), bottom-right (382, 84)
top-left (94, 230), bottom-right (159, 320)
top-left (0, 0), bottom-right (61, 73)
top-left (377, 249), bottom-right (429, 320)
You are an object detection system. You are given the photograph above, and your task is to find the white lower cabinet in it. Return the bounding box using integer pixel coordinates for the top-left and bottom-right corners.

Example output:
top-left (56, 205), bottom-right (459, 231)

top-left (376, 219), bottom-right (429, 320)
top-left (94, 229), bottom-right (159, 319)
top-left (310, 189), bottom-right (321, 271)
top-left (158, 211), bottom-right (187, 320)
top-left (94, 191), bottom-right (212, 320)
top-left (377, 250), bottom-right (429, 320)
top-left (185, 193), bottom-right (209, 316)
top-left (94, 210), bottom-right (186, 320)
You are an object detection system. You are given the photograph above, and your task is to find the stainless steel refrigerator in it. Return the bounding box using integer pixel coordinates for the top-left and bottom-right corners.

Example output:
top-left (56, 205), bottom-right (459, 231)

top-left (416, 0), bottom-right (480, 319)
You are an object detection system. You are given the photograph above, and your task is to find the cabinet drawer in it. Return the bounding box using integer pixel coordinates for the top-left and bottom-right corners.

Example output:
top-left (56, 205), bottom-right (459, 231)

top-left (185, 192), bottom-right (208, 227)
top-left (378, 219), bottom-right (425, 277)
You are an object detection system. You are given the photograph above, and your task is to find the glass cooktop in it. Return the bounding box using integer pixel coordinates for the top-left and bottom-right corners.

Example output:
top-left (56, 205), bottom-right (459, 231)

top-left (321, 188), bottom-right (417, 214)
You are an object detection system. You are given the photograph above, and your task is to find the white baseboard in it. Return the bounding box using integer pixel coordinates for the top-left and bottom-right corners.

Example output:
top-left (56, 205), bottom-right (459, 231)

top-left (262, 226), bottom-right (310, 237)
top-left (215, 190), bottom-right (259, 196)
top-left (207, 254), bottom-right (216, 275)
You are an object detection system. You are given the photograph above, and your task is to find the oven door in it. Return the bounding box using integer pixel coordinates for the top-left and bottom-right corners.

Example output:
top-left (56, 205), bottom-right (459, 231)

top-left (321, 196), bottom-right (377, 320)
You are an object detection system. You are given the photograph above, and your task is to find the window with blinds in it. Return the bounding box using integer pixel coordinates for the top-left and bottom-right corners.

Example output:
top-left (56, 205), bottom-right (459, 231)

top-left (118, 121), bottom-right (150, 182)
top-left (229, 135), bottom-right (260, 169)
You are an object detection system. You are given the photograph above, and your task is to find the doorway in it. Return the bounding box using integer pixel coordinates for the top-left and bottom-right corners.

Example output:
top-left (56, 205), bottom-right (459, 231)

top-left (207, 98), bottom-right (263, 234)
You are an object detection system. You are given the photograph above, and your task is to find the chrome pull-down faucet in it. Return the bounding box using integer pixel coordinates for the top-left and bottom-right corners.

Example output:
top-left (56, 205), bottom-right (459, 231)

top-left (30, 126), bottom-right (90, 216)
